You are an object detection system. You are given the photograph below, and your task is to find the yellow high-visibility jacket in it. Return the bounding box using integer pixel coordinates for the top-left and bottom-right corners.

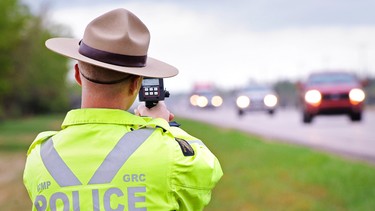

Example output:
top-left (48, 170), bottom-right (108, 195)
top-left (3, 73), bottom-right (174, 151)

top-left (23, 108), bottom-right (223, 211)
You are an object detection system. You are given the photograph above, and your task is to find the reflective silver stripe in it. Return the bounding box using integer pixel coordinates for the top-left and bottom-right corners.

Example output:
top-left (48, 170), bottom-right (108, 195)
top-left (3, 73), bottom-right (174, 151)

top-left (40, 139), bottom-right (82, 187)
top-left (40, 129), bottom-right (154, 188)
top-left (89, 129), bottom-right (154, 184)
top-left (188, 140), bottom-right (206, 147)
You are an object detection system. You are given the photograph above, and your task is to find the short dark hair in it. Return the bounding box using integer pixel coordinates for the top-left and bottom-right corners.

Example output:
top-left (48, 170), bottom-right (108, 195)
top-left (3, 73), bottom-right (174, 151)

top-left (78, 61), bottom-right (134, 84)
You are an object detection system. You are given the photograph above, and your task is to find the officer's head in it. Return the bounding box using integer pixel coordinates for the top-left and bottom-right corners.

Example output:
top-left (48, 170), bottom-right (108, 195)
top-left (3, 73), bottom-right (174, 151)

top-left (45, 8), bottom-right (179, 106)
top-left (72, 61), bottom-right (142, 109)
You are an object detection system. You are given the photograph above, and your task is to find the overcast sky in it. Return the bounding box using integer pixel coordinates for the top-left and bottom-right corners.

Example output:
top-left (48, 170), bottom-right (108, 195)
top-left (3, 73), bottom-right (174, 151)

top-left (24, 0), bottom-right (375, 92)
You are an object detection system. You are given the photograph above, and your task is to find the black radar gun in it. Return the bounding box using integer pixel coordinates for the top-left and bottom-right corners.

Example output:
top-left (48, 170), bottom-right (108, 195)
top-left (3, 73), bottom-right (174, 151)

top-left (138, 77), bottom-right (170, 108)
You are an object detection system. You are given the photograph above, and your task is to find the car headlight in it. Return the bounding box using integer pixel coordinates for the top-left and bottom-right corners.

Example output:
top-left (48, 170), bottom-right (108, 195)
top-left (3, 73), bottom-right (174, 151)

top-left (264, 94), bottom-right (278, 107)
top-left (349, 88), bottom-right (365, 104)
top-left (304, 89), bottom-right (322, 105)
top-left (236, 96), bottom-right (250, 108)
top-left (211, 96), bottom-right (223, 107)
top-left (190, 94), bottom-right (199, 106)
top-left (197, 96), bottom-right (208, 107)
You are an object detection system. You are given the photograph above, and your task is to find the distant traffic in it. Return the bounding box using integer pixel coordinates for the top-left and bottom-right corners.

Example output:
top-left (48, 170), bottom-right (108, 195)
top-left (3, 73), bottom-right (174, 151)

top-left (235, 84), bottom-right (278, 116)
top-left (182, 70), bottom-right (374, 125)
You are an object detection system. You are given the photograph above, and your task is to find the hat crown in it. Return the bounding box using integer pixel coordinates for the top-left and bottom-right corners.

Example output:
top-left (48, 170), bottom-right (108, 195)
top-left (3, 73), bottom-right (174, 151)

top-left (83, 8), bottom-right (150, 56)
top-left (45, 8), bottom-right (178, 78)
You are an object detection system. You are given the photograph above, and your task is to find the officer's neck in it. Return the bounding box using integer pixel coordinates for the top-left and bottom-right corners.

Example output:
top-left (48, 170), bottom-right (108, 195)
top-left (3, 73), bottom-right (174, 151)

top-left (81, 90), bottom-right (135, 111)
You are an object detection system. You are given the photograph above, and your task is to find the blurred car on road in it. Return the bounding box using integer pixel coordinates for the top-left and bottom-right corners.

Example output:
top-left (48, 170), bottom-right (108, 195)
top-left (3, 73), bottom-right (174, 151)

top-left (235, 84), bottom-right (278, 116)
top-left (189, 83), bottom-right (223, 108)
top-left (298, 71), bottom-right (366, 123)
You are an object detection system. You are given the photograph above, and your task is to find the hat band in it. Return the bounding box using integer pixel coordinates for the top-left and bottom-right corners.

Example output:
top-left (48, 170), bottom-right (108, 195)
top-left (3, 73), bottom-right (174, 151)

top-left (79, 41), bottom-right (147, 67)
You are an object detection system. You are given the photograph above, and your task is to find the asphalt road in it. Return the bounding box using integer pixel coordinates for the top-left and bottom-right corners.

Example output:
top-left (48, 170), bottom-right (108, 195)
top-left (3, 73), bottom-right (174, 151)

top-left (171, 101), bottom-right (375, 165)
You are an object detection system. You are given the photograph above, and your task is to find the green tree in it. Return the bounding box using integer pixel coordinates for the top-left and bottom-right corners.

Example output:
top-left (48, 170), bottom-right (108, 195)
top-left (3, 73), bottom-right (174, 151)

top-left (0, 0), bottom-right (28, 116)
top-left (0, 0), bottom-right (71, 118)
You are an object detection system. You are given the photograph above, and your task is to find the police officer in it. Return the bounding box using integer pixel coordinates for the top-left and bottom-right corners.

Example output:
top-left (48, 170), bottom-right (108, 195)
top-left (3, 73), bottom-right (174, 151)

top-left (23, 8), bottom-right (222, 211)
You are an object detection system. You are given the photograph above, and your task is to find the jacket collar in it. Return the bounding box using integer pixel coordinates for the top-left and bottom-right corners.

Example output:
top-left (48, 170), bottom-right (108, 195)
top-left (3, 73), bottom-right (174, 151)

top-left (62, 108), bottom-right (149, 129)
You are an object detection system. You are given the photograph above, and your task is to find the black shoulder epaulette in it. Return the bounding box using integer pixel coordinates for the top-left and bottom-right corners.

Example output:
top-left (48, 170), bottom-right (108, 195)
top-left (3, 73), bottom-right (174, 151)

top-left (175, 138), bottom-right (194, 156)
top-left (169, 121), bottom-right (181, 127)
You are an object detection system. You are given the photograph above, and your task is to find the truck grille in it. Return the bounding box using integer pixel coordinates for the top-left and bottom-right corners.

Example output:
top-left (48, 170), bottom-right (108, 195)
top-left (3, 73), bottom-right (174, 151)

top-left (322, 93), bottom-right (348, 100)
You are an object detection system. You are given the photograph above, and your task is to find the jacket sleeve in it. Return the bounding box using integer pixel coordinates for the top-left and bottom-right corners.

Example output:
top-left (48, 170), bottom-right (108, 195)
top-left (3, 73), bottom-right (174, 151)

top-left (169, 127), bottom-right (223, 211)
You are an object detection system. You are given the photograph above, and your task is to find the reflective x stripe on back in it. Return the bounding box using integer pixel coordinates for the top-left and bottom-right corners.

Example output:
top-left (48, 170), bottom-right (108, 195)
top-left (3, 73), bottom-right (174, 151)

top-left (89, 129), bottom-right (154, 184)
top-left (40, 128), bottom-right (155, 187)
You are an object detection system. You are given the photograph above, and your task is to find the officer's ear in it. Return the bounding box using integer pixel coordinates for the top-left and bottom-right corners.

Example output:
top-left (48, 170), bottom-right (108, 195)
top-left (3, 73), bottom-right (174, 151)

top-left (128, 76), bottom-right (143, 96)
top-left (74, 64), bottom-right (82, 86)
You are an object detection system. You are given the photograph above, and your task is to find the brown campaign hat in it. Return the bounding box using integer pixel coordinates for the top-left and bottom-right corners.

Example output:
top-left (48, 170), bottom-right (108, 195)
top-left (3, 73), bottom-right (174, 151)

top-left (46, 8), bottom-right (178, 78)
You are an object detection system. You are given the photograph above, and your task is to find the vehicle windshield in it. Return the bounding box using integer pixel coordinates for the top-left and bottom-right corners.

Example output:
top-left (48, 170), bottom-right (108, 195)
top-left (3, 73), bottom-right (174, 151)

top-left (307, 73), bottom-right (357, 85)
top-left (243, 85), bottom-right (271, 92)
top-left (194, 89), bottom-right (216, 96)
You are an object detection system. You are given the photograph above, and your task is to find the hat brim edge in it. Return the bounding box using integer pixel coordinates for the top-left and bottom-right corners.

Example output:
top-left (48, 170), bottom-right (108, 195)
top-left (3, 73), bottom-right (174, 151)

top-left (45, 37), bottom-right (179, 78)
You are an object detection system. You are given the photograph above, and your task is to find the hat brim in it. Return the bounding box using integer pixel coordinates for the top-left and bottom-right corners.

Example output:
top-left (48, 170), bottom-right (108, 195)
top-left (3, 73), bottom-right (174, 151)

top-left (45, 38), bottom-right (178, 78)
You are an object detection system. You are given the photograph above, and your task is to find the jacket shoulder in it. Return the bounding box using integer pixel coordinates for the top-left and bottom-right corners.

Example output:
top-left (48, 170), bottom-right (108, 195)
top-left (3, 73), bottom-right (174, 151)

top-left (27, 131), bottom-right (58, 155)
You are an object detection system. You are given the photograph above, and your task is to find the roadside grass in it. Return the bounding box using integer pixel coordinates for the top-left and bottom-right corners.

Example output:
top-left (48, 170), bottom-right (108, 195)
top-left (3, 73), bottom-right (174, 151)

top-left (176, 118), bottom-right (375, 211)
top-left (1, 115), bottom-right (375, 210)
top-left (0, 114), bottom-right (63, 151)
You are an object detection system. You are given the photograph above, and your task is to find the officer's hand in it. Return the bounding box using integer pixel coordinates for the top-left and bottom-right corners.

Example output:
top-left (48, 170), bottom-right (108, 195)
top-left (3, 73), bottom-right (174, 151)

top-left (134, 101), bottom-right (174, 122)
